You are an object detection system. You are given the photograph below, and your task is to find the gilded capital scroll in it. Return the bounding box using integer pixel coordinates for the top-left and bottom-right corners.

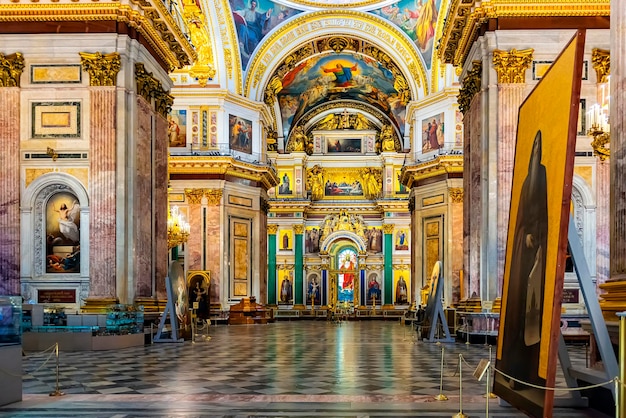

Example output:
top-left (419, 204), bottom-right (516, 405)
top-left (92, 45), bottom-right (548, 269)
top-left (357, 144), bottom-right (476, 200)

top-left (591, 48), bottom-right (610, 84)
top-left (0, 52), bottom-right (25, 87)
top-left (457, 61), bottom-right (482, 114)
top-left (204, 189), bottom-right (222, 206)
top-left (79, 52), bottom-right (121, 86)
top-left (492, 48), bottom-right (533, 84)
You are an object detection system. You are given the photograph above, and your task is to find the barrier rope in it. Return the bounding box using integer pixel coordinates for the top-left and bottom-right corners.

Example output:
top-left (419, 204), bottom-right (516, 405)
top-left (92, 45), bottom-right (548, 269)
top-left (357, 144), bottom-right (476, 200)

top-left (0, 344), bottom-right (58, 378)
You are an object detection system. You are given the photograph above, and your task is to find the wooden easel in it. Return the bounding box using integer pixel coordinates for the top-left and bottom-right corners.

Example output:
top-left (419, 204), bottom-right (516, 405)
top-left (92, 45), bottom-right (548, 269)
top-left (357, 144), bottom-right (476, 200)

top-left (154, 261), bottom-right (184, 343)
top-left (423, 261), bottom-right (455, 343)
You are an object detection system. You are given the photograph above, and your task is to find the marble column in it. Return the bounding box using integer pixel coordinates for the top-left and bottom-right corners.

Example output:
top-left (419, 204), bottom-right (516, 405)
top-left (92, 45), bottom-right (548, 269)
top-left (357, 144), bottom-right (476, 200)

top-left (204, 189), bottom-right (222, 305)
top-left (267, 224), bottom-right (278, 305)
top-left (153, 113), bottom-right (169, 299)
top-left (449, 188), bottom-right (464, 304)
top-left (258, 198), bottom-right (268, 304)
top-left (0, 53), bottom-right (22, 295)
top-left (185, 188), bottom-right (204, 270)
top-left (383, 223), bottom-right (394, 306)
top-left (599, 2), bottom-right (626, 318)
top-left (80, 52), bottom-right (121, 303)
top-left (459, 61), bottom-right (482, 299)
top-left (492, 49), bottom-right (533, 296)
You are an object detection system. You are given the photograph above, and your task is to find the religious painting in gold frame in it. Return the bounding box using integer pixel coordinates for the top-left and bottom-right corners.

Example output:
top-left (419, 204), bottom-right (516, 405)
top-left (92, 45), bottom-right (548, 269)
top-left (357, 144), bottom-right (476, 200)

top-left (494, 31), bottom-right (586, 418)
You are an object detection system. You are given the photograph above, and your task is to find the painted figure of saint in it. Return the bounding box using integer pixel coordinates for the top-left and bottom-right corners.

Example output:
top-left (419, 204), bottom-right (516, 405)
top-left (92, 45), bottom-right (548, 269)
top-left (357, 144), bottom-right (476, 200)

top-left (395, 276), bottom-right (408, 304)
top-left (499, 130), bottom-right (548, 388)
top-left (280, 276), bottom-right (293, 303)
top-left (323, 63), bottom-right (358, 87)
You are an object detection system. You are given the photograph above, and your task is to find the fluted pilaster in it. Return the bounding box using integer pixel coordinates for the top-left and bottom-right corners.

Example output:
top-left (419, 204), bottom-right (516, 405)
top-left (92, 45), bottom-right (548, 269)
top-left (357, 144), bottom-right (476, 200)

top-left (0, 88), bottom-right (21, 295)
top-left (88, 88), bottom-right (117, 298)
top-left (154, 114), bottom-right (169, 299)
top-left (185, 189), bottom-right (204, 271)
top-left (596, 160), bottom-right (610, 287)
top-left (496, 84), bottom-right (526, 292)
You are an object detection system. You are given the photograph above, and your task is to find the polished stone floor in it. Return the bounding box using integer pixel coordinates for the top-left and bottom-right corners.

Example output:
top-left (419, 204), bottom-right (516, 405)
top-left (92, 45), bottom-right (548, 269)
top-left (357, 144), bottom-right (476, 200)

top-left (1, 321), bottom-right (612, 417)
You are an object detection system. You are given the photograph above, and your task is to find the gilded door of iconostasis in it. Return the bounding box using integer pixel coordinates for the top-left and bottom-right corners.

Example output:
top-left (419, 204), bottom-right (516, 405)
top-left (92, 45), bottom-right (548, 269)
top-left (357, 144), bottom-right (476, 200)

top-left (329, 245), bottom-right (360, 308)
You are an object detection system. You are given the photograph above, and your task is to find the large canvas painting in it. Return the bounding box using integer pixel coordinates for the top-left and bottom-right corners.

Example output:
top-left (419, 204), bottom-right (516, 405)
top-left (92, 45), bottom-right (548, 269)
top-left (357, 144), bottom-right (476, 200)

top-left (277, 170), bottom-right (293, 196)
top-left (229, 0), bottom-right (302, 69)
top-left (187, 271), bottom-right (210, 319)
top-left (46, 192), bottom-right (81, 273)
top-left (372, 0), bottom-right (442, 69)
top-left (306, 272), bottom-right (321, 305)
top-left (366, 272), bottom-right (382, 306)
top-left (228, 114), bottom-right (252, 154)
top-left (326, 138), bottom-right (362, 153)
top-left (168, 109), bottom-right (187, 147)
top-left (305, 226), bottom-right (321, 253)
top-left (422, 112), bottom-right (444, 152)
top-left (278, 270), bottom-right (293, 305)
top-left (494, 31), bottom-right (586, 417)
top-left (393, 270), bottom-right (410, 305)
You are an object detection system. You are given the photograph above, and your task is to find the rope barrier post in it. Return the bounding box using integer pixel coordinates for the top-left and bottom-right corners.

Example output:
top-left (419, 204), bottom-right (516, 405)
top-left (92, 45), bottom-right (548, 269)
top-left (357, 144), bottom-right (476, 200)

top-left (484, 346), bottom-right (496, 399)
top-left (453, 353), bottom-right (468, 418)
top-left (435, 345), bottom-right (448, 401)
top-left (619, 311), bottom-right (626, 418)
top-left (49, 343), bottom-right (64, 397)
top-left (615, 377), bottom-right (620, 418)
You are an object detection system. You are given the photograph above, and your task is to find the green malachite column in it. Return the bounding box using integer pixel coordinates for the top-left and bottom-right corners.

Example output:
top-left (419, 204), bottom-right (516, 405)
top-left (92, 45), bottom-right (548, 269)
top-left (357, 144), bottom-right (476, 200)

top-left (383, 224), bottom-right (394, 305)
top-left (267, 224), bottom-right (278, 305)
top-left (294, 224), bottom-right (304, 305)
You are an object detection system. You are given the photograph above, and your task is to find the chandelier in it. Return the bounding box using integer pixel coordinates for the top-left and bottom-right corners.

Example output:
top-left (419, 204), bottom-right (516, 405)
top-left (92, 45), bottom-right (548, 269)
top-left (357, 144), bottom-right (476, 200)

top-left (167, 206), bottom-right (190, 249)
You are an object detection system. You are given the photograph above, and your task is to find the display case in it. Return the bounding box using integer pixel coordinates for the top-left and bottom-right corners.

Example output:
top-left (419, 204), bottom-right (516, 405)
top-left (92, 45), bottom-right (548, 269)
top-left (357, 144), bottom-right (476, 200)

top-left (0, 296), bottom-right (22, 346)
top-left (105, 304), bottom-right (144, 334)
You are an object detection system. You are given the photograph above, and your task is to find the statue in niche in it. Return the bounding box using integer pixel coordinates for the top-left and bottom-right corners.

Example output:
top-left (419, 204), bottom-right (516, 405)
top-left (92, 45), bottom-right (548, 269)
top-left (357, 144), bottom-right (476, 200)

top-left (380, 124), bottom-right (396, 152)
top-left (287, 126), bottom-right (306, 152)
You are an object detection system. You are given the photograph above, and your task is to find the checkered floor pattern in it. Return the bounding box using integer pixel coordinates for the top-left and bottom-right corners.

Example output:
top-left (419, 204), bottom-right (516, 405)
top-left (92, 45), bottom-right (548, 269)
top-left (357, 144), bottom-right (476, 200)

top-left (1, 321), bottom-right (611, 417)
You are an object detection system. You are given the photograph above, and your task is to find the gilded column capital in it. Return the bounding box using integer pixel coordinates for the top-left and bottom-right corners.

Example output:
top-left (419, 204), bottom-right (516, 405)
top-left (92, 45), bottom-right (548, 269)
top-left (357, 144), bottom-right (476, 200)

top-left (79, 52), bottom-right (121, 87)
top-left (492, 48), bottom-right (533, 84)
top-left (293, 224), bottom-right (304, 235)
top-left (185, 188), bottom-right (205, 204)
top-left (591, 48), bottom-right (610, 84)
top-left (457, 61), bottom-right (482, 114)
top-left (204, 189), bottom-right (222, 206)
top-left (449, 187), bottom-right (464, 203)
top-left (267, 224), bottom-right (278, 235)
top-left (135, 62), bottom-right (171, 117)
top-left (0, 52), bottom-right (25, 87)
top-left (382, 224), bottom-right (395, 235)
top-left (154, 90), bottom-right (174, 118)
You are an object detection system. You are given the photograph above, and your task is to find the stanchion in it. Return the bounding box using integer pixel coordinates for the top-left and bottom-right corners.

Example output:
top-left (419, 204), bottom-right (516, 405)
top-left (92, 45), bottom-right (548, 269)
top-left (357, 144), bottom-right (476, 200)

top-left (484, 346), bottom-right (497, 399)
top-left (49, 343), bottom-right (64, 397)
top-left (619, 312), bottom-right (626, 418)
top-left (435, 345), bottom-right (448, 401)
top-left (453, 353), bottom-right (468, 418)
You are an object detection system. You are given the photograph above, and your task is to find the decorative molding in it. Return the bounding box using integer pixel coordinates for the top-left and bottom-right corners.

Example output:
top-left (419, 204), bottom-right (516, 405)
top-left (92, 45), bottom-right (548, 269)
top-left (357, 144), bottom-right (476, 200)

top-left (382, 224), bottom-right (395, 234)
top-left (185, 188), bottom-right (205, 204)
top-left (0, 52), bottom-right (24, 87)
top-left (79, 52), bottom-right (121, 86)
top-left (457, 61), bottom-right (482, 114)
top-left (492, 49), bottom-right (533, 84)
top-left (267, 224), bottom-right (278, 235)
top-left (591, 48), bottom-right (610, 84)
top-left (449, 187), bottom-right (464, 203)
top-left (135, 63), bottom-right (173, 117)
top-left (205, 189), bottom-right (222, 206)
top-left (293, 224), bottom-right (304, 235)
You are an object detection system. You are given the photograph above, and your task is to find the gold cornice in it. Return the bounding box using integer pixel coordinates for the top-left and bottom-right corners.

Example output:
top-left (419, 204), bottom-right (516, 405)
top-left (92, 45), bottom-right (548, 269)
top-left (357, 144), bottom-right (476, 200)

top-left (246, 10), bottom-right (427, 97)
top-left (493, 48), bottom-right (533, 84)
top-left (591, 48), bottom-right (610, 84)
top-left (0, 52), bottom-right (24, 87)
top-left (169, 156), bottom-right (280, 191)
top-left (406, 88), bottom-right (460, 118)
top-left (457, 61), bottom-right (482, 115)
top-left (0, 2), bottom-right (195, 71)
top-left (79, 52), bottom-right (121, 86)
top-left (439, 0), bottom-right (610, 68)
top-left (401, 155), bottom-right (464, 188)
top-left (375, 199), bottom-right (409, 213)
top-left (269, 200), bottom-right (311, 212)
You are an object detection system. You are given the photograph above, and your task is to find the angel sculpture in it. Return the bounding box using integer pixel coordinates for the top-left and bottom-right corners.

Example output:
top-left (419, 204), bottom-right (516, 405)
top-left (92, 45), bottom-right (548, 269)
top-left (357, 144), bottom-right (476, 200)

top-left (54, 199), bottom-right (80, 243)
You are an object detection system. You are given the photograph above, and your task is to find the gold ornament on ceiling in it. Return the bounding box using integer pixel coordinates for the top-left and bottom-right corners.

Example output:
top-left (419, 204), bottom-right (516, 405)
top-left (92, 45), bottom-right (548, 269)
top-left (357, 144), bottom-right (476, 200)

top-left (318, 37), bottom-right (359, 54)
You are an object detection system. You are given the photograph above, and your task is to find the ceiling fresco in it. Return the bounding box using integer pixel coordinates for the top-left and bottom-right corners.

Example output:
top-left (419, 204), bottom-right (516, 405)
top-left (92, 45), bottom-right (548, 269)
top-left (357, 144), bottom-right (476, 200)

top-left (276, 52), bottom-right (407, 138)
top-left (229, 0), bottom-right (302, 69)
top-left (371, 0), bottom-right (441, 69)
